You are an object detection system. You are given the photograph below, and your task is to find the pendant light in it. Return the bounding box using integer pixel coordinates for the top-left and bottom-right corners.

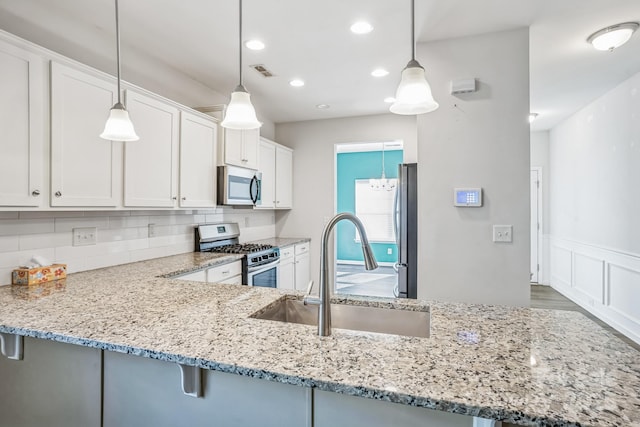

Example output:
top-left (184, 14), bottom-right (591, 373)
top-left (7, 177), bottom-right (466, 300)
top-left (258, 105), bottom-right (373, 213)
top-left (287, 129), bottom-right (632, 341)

top-left (390, 0), bottom-right (439, 115)
top-left (100, 0), bottom-right (139, 141)
top-left (369, 143), bottom-right (396, 191)
top-left (221, 0), bottom-right (262, 130)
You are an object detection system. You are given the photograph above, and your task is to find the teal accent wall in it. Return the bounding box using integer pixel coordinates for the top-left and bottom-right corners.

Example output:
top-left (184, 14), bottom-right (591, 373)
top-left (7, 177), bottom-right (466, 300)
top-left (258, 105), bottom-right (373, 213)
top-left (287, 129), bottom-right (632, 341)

top-left (336, 150), bottom-right (403, 263)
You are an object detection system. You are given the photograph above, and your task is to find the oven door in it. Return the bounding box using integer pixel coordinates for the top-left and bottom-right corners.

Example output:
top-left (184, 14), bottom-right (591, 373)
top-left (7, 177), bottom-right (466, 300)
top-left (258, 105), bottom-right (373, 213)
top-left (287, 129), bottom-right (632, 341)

top-left (246, 259), bottom-right (279, 288)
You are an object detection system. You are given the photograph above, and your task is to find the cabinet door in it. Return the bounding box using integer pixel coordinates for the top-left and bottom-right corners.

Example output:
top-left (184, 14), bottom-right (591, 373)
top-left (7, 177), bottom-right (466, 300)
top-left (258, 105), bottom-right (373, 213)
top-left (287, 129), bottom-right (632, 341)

top-left (124, 90), bottom-right (179, 207)
top-left (275, 146), bottom-right (293, 209)
top-left (207, 260), bottom-right (242, 283)
top-left (257, 139), bottom-right (276, 209)
top-left (103, 351), bottom-right (310, 427)
top-left (0, 40), bottom-right (44, 207)
top-left (241, 128), bottom-right (260, 169)
top-left (179, 112), bottom-right (217, 208)
top-left (295, 253), bottom-right (311, 291)
top-left (222, 128), bottom-right (244, 167)
top-left (50, 62), bottom-right (122, 207)
top-left (0, 337), bottom-right (101, 427)
top-left (278, 259), bottom-right (295, 290)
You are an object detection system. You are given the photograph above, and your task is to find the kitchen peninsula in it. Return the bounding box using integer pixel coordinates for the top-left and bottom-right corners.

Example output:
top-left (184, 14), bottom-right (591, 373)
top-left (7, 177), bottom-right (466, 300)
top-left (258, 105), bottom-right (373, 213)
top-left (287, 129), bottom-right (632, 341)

top-left (0, 253), bottom-right (639, 427)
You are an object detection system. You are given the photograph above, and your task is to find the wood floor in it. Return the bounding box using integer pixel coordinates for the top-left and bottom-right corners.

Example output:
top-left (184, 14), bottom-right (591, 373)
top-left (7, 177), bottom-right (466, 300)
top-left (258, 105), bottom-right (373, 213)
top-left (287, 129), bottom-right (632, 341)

top-left (531, 285), bottom-right (639, 351)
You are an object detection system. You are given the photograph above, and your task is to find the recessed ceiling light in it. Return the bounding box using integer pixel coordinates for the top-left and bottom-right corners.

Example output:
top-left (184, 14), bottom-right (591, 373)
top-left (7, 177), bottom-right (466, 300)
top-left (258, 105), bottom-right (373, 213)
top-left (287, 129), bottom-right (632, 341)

top-left (350, 21), bottom-right (373, 34)
top-left (371, 68), bottom-right (389, 77)
top-left (245, 39), bottom-right (265, 50)
top-left (587, 22), bottom-right (639, 51)
top-left (289, 79), bottom-right (305, 87)
top-left (316, 104), bottom-right (330, 109)
top-left (528, 113), bottom-right (539, 123)
top-left (384, 97), bottom-right (396, 103)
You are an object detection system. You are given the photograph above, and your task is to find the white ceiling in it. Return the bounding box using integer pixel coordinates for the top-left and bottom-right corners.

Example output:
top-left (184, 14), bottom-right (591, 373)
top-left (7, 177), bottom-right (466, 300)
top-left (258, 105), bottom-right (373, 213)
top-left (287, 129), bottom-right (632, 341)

top-left (0, 0), bottom-right (638, 131)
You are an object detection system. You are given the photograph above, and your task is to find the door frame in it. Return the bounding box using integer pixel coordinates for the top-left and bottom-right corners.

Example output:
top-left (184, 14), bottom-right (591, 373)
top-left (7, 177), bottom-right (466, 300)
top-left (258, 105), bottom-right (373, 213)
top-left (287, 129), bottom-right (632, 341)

top-left (530, 167), bottom-right (543, 283)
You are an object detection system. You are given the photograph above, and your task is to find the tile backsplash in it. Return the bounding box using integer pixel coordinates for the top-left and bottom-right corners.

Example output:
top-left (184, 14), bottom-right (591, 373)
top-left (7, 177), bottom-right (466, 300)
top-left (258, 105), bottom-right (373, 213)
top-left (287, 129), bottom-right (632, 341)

top-left (0, 208), bottom-right (275, 285)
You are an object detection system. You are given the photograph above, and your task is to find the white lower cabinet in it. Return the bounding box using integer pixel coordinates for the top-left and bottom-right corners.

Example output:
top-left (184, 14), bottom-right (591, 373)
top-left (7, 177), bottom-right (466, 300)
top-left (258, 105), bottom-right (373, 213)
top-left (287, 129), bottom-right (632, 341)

top-left (0, 337), bottom-right (102, 427)
top-left (174, 261), bottom-right (243, 285)
top-left (103, 351), bottom-right (310, 427)
top-left (50, 62), bottom-right (122, 207)
top-left (0, 39), bottom-right (44, 207)
top-left (278, 245), bottom-right (296, 290)
top-left (294, 242), bottom-right (311, 291)
top-left (313, 390), bottom-right (472, 427)
top-left (123, 89), bottom-right (179, 207)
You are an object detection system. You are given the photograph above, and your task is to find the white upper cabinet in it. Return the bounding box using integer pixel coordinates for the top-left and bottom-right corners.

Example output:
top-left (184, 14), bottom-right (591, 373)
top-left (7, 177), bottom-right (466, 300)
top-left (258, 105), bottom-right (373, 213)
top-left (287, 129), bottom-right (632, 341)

top-left (123, 89), bottom-right (179, 207)
top-left (0, 39), bottom-right (44, 207)
top-left (179, 111), bottom-right (218, 208)
top-left (256, 138), bottom-right (293, 210)
top-left (258, 139), bottom-right (276, 209)
top-left (275, 145), bottom-right (293, 209)
top-left (222, 128), bottom-right (259, 170)
top-left (50, 62), bottom-right (122, 207)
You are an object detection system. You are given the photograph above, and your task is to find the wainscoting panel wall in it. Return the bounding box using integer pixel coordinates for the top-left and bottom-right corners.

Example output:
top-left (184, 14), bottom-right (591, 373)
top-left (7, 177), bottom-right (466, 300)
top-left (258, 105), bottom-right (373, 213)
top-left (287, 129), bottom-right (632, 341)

top-left (550, 236), bottom-right (640, 345)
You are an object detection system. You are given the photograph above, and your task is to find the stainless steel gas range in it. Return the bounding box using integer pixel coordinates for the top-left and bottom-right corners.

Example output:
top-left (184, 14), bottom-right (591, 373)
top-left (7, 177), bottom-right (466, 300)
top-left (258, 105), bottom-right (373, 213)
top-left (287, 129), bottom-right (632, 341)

top-left (195, 223), bottom-right (279, 288)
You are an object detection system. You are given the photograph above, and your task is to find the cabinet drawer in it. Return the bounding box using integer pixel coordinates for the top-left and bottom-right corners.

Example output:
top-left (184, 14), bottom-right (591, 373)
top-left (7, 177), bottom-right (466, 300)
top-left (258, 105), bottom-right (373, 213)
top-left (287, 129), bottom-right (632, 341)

top-left (295, 242), bottom-right (309, 256)
top-left (218, 274), bottom-right (243, 285)
top-left (208, 261), bottom-right (242, 283)
top-left (280, 245), bottom-right (295, 261)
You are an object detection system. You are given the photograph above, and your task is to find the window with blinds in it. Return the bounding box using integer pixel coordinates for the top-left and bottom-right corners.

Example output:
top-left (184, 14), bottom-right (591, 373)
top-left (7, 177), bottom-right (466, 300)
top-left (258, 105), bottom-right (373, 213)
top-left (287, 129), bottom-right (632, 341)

top-left (354, 179), bottom-right (397, 243)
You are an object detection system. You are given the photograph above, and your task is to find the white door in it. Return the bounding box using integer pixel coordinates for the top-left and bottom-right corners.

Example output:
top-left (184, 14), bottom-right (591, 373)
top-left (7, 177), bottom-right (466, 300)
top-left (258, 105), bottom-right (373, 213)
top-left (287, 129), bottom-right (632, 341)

top-left (50, 62), bottom-right (122, 207)
top-left (530, 168), bottom-right (541, 283)
top-left (124, 89), bottom-right (179, 207)
top-left (179, 112), bottom-right (218, 208)
top-left (0, 40), bottom-right (44, 207)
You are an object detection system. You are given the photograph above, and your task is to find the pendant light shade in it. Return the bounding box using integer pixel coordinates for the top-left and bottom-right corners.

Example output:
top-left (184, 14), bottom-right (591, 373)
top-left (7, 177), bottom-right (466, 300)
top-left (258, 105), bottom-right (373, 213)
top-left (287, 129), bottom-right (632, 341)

top-left (222, 0), bottom-right (262, 130)
top-left (100, 103), bottom-right (139, 141)
top-left (390, 0), bottom-right (439, 116)
top-left (100, 0), bottom-right (138, 141)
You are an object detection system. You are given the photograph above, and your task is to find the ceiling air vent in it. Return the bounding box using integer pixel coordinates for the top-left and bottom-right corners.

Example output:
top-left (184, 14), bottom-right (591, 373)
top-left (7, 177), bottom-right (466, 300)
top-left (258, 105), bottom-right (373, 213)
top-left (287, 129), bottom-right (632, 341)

top-left (250, 64), bottom-right (274, 78)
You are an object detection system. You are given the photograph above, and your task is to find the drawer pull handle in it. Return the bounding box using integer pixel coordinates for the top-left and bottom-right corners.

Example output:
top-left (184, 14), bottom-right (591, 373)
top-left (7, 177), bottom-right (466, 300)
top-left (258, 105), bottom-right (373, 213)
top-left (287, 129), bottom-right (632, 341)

top-left (54, 191), bottom-right (62, 197)
top-left (32, 190), bottom-right (40, 196)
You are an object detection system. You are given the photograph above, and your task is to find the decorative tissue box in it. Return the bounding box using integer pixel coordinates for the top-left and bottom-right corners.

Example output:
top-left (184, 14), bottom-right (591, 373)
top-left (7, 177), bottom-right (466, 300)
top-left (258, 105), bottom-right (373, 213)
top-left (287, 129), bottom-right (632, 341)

top-left (12, 264), bottom-right (67, 285)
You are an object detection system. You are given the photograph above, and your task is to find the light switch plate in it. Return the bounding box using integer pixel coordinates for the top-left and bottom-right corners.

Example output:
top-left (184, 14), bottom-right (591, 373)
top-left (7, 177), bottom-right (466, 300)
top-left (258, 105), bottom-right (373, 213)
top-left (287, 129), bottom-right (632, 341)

top-left (73, 227), bottom-right (97, 246)
top-left (493, 225), bottom-right (512, 243)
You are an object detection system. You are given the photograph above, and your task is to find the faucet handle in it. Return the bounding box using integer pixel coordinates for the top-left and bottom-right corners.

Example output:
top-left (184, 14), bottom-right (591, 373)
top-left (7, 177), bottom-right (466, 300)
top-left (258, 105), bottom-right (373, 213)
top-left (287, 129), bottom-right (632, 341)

top-left (305, 280), bottom-right (314, 296)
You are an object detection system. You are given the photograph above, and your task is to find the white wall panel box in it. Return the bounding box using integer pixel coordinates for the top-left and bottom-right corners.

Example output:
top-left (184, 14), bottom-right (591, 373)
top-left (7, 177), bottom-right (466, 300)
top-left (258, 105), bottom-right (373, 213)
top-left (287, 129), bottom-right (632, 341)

top-left (450, 78), bottom-right (477, 94)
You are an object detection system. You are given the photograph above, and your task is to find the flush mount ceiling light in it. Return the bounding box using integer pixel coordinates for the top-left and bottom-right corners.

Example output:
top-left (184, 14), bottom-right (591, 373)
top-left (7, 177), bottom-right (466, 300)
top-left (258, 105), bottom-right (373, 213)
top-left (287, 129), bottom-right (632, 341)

top-left (371, 68), bottom-right (389, 77)
top-left (587, 22), bottom-right (639, 51)
top-left (289, 79), bottom-right (305, 87)
top-left (350, 21), bottom-right (373, 34)
top-left (221, 0), bottom-right (262, 130)
top-left (100, 0), bottom-right (139, 142)
top-left (390, 0), bottom-right (439, 115)
top-left (528, 113), bottom-right (539, 123)
top-left (245, 39), bottom-right (265, 50)
top-left (316, 104), bottom-right (330, 109)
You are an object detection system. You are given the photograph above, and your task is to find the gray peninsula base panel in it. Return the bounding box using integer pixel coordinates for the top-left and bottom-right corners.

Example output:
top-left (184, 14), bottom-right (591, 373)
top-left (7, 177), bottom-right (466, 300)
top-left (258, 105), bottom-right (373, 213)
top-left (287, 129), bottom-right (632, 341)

top-left (0, 252), bottom-right (639, 427)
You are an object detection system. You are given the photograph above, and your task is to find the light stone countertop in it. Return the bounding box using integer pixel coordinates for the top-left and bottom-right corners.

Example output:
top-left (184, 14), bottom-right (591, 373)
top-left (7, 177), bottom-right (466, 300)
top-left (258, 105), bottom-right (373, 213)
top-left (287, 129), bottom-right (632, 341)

top-left (0, 252), bottom-right (639, 427)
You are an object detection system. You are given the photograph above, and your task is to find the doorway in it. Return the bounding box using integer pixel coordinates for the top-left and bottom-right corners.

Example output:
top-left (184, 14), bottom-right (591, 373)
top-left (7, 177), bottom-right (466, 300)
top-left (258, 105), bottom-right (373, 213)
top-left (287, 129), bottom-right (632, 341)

top-left (530, 167), bottom-right (542, 283)
top-left (334, 141), bottom-right (403, 298)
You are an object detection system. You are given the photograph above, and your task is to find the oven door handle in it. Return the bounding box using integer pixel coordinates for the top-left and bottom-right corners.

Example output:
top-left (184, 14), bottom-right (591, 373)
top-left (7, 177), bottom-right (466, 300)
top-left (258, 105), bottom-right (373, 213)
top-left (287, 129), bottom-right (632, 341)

top-left (247, 258), bottom-right (280, 274)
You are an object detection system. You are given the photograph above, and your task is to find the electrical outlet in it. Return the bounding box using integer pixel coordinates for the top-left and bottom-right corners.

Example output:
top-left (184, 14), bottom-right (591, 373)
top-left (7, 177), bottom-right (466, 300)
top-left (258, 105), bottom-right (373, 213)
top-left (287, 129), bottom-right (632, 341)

top-left (492, 225), bottom-right (513, 243)
top-left (73, 227), bottom-right (97, 246)
top-left (148, 223), bottom-right (156, 238)
top-left (387, 248), bottom-right (393, 255)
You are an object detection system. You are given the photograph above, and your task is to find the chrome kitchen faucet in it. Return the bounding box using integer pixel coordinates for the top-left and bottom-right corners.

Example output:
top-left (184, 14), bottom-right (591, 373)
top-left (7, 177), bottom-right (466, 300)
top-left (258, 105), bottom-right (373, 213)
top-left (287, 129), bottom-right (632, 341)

top-left (304, 213), bottom-right (378, 336)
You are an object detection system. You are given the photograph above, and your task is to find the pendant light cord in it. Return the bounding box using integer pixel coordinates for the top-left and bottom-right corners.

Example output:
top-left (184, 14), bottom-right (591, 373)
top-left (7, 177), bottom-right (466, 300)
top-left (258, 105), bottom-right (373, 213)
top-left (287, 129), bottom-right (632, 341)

top-left (411, 0), bottom-right (415, 61)
top-left (239, 0), bottom-right (243, 87)
top-left (114, 0), bottom-right (122, 105)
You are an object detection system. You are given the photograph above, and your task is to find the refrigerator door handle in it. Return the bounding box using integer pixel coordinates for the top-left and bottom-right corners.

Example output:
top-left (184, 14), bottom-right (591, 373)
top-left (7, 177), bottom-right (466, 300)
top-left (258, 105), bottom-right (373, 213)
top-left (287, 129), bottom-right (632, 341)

top-left (393, 186), bottom-right (400, 246)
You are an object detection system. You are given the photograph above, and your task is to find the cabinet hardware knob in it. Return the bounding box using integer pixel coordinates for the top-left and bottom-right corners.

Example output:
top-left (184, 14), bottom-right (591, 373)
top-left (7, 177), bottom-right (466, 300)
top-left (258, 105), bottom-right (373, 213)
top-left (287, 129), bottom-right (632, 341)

top-left (172, 196), bottom-right (177, 200)
top-left (31, 190), bottom-right (40, 196)
top-left (222, 270), bottom-right (230, 275)
top-left (54, 191), bottom-right (62, 197)
top-left (182, 197), bottom-right (186, 200)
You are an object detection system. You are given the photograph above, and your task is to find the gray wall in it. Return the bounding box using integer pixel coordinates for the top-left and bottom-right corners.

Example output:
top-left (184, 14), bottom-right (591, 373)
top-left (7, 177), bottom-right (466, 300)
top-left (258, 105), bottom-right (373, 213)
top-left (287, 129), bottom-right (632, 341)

top-left (416, 28), bottom-right (531, 305)
top-left (275, 114), bottom-right (418, 287)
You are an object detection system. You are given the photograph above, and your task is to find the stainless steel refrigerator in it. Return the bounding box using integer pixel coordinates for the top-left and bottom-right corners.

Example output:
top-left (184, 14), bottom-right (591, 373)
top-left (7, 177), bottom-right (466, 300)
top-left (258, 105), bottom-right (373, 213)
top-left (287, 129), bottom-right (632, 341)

top-left (394, 163), bottom-right (418, 299)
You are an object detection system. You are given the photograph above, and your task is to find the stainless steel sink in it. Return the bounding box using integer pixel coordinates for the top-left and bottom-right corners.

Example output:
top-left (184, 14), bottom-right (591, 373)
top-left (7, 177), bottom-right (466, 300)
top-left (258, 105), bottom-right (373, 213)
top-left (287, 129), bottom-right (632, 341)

top-left (252, 298), bottom-right (430, 338)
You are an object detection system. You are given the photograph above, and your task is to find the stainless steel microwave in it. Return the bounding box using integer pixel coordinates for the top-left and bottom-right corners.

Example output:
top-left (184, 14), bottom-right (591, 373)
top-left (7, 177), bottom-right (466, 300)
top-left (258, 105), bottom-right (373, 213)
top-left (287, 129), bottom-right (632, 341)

top-left (217, 165), bottom-right (262, 206)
